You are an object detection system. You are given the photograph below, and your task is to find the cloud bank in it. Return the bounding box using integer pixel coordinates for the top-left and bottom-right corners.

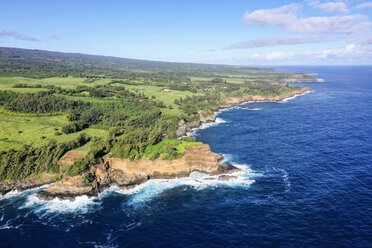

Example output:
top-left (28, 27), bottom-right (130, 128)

top-left (228, 36), bottom-right (332, 49)
top-left (309, 1), bottom-right (348, 13)
top-left (243, 4), bottom-right (372, 34)
top-left (356, 2), bottom-right (372, 9)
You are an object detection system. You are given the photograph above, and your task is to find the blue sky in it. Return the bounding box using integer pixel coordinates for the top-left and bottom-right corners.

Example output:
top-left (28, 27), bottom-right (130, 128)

top-left (1, 0), bottom-right (372, 65)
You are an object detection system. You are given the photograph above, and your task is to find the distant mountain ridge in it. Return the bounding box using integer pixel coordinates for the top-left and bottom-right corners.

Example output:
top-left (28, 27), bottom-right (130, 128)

top-left (0, 47), bottom-right (271, 79)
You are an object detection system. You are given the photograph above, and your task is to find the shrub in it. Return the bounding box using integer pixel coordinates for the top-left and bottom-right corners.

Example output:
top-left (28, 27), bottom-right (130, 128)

top-left (83, 173), bottom-right (95, 184)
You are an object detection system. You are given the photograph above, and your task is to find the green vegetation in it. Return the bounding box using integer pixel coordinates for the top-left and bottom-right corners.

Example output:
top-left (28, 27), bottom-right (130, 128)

top-left (0, 47), bottom-right (314, 182)
top-left (144, 137), bottom-right (202, 160)
top-left (0, 133), bottom-right (89, 181)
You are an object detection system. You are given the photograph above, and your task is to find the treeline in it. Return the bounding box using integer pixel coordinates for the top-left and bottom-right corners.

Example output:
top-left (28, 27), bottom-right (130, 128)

top-left (110, 127), bottom-right (163, 160)
top-left (175, 92), bottom-right (221, 121)
top-left (0, 133), bottom-right (90, 181)
top-left (244, 80), bottom-right (286, 95)
top-left (0, 48), bottom-right (276, 80)
top-left (13, 83), bottom-right (42, 88)
top-left (0, 90), bottom-right (87, 113)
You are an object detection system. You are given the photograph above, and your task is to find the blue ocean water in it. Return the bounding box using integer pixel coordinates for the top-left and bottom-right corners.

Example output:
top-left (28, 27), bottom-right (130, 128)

top-left (1, 66), bottom-right (372, 248)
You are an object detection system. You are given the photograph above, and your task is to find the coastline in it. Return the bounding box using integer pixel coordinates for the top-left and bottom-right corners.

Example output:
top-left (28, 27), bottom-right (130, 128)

top-left (0, 87), bottom-right (312, 201)
top-left (183, 87), bottom-right (312, 136)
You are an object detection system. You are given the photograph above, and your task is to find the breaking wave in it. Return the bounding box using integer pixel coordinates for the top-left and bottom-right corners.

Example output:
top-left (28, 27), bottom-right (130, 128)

top-left (281, 90), bottom-right (312, 103)
top-left (187, 117), bottom-right (226, 136)
top-left (116, 169), bottom-right (256, 206)
top-left (21, 194), bottom-right (101, 215)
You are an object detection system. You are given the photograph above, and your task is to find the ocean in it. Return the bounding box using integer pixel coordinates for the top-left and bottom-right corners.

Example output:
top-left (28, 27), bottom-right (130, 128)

top-left (1, 66), bottom-right (371, 247)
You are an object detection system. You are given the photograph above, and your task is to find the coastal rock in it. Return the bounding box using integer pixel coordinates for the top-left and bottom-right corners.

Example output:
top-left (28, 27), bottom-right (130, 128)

top-left (37, 176), bottom-right (96, 201)
top-left (223, 87), bottom-right (311, 105)
top-left (176, 119), bottom-right (188, 137)
top-left (109, 171), bottom-right (148, 186)
top-left (37, 144), bottom-right (239, 201)
top-left (199, 112), bottom-right (216, 123)
top-left (176, 113), bottom-right (216, 137)
top-left (176, 88), bottom-right (310, 138)
top-left (186, 120), bottom-right (201, 132)
top-left (216, 153), bottom-right (224, 162)
top-left (0, 173), bottom-right (56, 196)
top-left (217, 163), bottom-right (240, 174)
top-left (218, 175), bottom-right (238, 181)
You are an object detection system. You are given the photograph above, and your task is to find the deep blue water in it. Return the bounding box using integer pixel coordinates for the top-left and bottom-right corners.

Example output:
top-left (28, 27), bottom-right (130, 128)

top-left (1, 66), bottom-right (372, 248)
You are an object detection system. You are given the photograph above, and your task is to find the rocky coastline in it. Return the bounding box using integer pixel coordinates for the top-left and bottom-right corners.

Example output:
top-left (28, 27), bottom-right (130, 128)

top-left (0, 173), bottom-right (56, 197)
top-left (37, 144), bottom-right (238, 201)
top-left (0, 86), bottom-right (312, 201)
top-left (176, 87), bottom-right (311, 136)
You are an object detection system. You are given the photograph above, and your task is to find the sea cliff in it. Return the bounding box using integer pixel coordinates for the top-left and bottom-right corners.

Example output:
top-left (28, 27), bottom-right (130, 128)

top-left (176, 87), bottom-right (311, 136)
top-left (37, 144), bottom-right (238, 200)
top-left (0, 87), bottom-right (311, 201)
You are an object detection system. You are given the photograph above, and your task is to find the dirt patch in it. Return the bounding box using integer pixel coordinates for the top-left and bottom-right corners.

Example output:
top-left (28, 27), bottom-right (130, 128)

top-left (58, 150), bottom-right (87, 166)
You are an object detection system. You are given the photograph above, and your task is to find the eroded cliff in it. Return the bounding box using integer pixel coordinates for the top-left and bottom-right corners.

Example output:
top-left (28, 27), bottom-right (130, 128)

top-left (37, 144), bottom-right (238, 201)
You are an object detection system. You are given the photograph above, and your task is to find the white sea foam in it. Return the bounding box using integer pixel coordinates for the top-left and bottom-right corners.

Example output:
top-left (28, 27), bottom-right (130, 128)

top-left (22, 194), bottom-right (100, 214)
top-left (116, 168), bottom-right (256, 205)
top-left (0, 185), bottom-right (48, 201)
top-left (214, 107), bottom-right (234, 114)
top-left (317, 78), bottom-right (325, 82)
top-left (280, 90), bottom-right (312, 103)
top-left (237, 106), bottom-right (262, 111)
top-left (221, 153), bottom-right (234, 163)
top-left (0, 190), bottom-right (23, 201)
top-left (187, 117), bottom-right (226, 136)
top-left (0, 219), bottom-right (22, 230)
top-left (272, 167), bottom-right (291, 192)
top-left (199, 117), bottom-right (226, 130)
top-left (16, 162), bottom-right (258, 211)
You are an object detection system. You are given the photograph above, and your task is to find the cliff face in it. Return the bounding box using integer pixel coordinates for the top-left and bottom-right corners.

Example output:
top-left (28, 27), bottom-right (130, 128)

top-left (37, 144), bottom-right (238, 201)
top-left (176, 88), bottom-right (311, 137)
top-left (223, 87), bottom-right (311, 105)
top-left (176, 112), bottom-right (216, 137)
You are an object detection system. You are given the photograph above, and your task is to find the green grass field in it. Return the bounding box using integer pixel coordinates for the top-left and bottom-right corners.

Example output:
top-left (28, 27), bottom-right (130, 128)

top-left (0, 76), bottom-right (198, 151)
top-left (0, 111), bottom-right (108, 151)
top-left (117, 84), bottom-right (198, 115)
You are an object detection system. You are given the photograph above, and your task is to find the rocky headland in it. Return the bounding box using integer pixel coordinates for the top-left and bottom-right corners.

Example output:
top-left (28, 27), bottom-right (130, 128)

top-left (176, 87), bottom-right (311, 136)
top-left (36, 144), bottom-right (239, 201)
top-left (0, 86), bottom-right (312, 201)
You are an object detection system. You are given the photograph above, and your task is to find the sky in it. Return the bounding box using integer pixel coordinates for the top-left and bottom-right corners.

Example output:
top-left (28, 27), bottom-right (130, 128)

top-left (1, 0), bottom-right (372, 65)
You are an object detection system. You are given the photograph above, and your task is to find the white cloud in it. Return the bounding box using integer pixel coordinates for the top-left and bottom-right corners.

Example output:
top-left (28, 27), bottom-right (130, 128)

top-left (0, 30), bottom-right (39, 41)
top-left (356, 2), bottom-right (372, 9)
top-left (243, 4), bottom-right (299, 27)
top-left (265, 51), bottom-right (295, 61)
top-left (316, 43), bottom-right (369, 59)
top-left (309, 1), bottom-right (348, 13)
top-left (228, 36), bottom-right (333, 49)
top-left (244, 43), bottom-right (372, 63)
top-left (243, 4), bottom-right (372, 34)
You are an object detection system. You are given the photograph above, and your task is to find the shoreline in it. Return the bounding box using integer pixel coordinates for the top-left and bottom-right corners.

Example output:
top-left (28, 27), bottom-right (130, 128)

top-left (0, 87), bottom-right (312, 201)
top-left (185, 87), bottom-right (312, 136)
